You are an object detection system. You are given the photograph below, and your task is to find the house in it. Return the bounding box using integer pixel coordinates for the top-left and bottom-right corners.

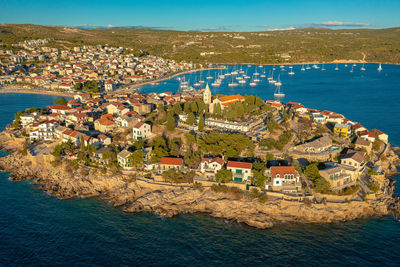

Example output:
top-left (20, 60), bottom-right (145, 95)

top-left (29, 120), bottom-right (57, 141)
top-left (226, 161), bottom-right (252, 182)
top-left (269, 166), bottom-right (301, 193)
top-left (293, 136), bottom-right (332, 154)
top-left (312, 112), bottom-right (326, 123)
top-left (352, 123), bottom-right (367, 134)
top-left (200, 157), bottom-right (224, 173)
top-left (116, 115), bottom-right (137, 128)
top-left (48, 105), bottom-right (73, 115)
top-left (98, 134), bottom-right (112, 145)
top-left (340, 150), bottom-right (365, 171)
top-left (93, 147), bottom-right (113, 165)
top-left (333, 123), bottom-right (351, 137)
top-left (132, 122), bottom-right (151, 140)
top-left (160, 157), bottom-right (184, 171)
top-left (355, 137), bottom-right (372, 154)
top-left (320, 165), bottom-right (357, 191)
top-left (105, 80), bottom-right (116, 92)
top-left (117, 150), bottom-right (132, 169)
top-left (20, 114), bottom-right (37, 127)
top-left (94, 118), bottom-right (117, 132)
top-left (360, 129), bottom-right (389, 144)
top-left (287, 102), bottom-right (308, 114)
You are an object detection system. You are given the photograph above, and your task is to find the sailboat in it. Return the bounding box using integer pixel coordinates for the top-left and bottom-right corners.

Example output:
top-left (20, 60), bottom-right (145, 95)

top-left (321, 64), bottom-right (326, 71)
top-left (306, 64), bottom-right (311, 70)
top-left (301, 65), bottom-right (305, 71)
top-left (274, 84), bottom-right (285, 99)
top-left (360, 64), bottom-right (366, 71)
top-left (378, 63), bottom-right (382, 72)
top-left (199, 72), bottom-right (205, 84)
top-left (272, 65), bottom-right (276, 71)
top-left (268, 71), bottom-right (276, 83)
top-left (335, 64), bottom-right (339, 71)
top-left (288, 66), bottom-right (295, 75)
top-left (275, 74), bottom-right (282, 86)
top-left (260, 67), bottom-right (266, 78)
top-left (228, 76), bottom-right (238, 87)
top-left (345, 64), bottom-right (348, 67)
top-left (350, 65), bottom-right (354, 73)
top-left (206, 70), bottom-right (213, 79)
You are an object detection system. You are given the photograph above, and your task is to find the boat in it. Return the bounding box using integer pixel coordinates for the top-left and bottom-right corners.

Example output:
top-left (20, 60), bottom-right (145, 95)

top-left (378, 63), bottom-right (382, 72)
top-left (228, 76), bottom-right (238, 87)
top-left (335, 64), bottom-right (339, 70)
top-left (306, 64), bottom-right (311, 70)
top-left (274, 85), bottom-right (285, 99)
top-left (313, 64), bottom-right (319, 69)
top-left (238, 79), bottom-right (246, 84)
top-left (254, 78), bottom-right (261, 82)
top-left (268, 71), bottom-right (276, 83)
top-left (360, 64), bottom-right (366, 71)
top-left (301, 65), bottom-right (305, 71)
top-left (211, 82), bottom-right (220, 87)
top-left (275, 74), bottom-right (282, 86)
top-left (254, 71), bottom-right (260, 76)
top-left (249, 82), bottom-right (257, 86)
top-left (258, 64), bottom-right (263, 68)
top-left (288, 66), bottom-right (295, 75)
top-left (321, 64), bottom-right (326, 71)
top-left (350, 65), bottom-right (354, 73)
top-left (247, 64), bottom-right (252, 67)
top-left (272, 65), bottom-right (276, 71)
top-left (194, 82), bottom-right (200, 87)
top-left (345, 64), bottom-right (348, 67)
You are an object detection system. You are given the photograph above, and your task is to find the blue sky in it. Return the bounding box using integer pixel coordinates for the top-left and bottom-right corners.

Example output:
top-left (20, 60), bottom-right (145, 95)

top-left (1, 0), bottom-right (399, 31)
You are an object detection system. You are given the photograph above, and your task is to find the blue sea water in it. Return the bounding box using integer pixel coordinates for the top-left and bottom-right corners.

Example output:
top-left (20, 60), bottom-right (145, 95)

top-left (1, 65), bottom-right (400, 265)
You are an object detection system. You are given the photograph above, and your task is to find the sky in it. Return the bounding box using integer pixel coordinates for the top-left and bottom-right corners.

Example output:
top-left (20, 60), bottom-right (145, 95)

top-left (0, 0), bottom-right (399, 31)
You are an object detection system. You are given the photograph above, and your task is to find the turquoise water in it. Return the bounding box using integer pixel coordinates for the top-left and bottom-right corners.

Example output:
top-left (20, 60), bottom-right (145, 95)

top-left (1, 68), bottom-right (400, 265)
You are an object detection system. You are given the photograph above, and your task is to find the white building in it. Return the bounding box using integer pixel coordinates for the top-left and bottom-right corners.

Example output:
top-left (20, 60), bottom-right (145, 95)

top-left (200, 157), bottom-right (224, 173)
top-left (133, 122), bottom-right (151, 140)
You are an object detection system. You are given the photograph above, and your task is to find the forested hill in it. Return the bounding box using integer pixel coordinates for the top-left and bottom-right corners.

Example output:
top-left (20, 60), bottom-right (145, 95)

top-left (1, 24), bottom-right (400, 64)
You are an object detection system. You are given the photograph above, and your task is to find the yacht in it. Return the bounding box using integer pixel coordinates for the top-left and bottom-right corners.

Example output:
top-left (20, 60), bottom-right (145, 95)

top-left (350, 65), bottom-right (354, 73)
top-left (345, 64), bottom-right (348, 67)
top-left (238, 79), bottom-right (246, 84)
top-left (335, 64), bottom-right (339, 71)
top-left (306, 64), bottom-right (311, 70)
top-left (272, 65), bottom-right (276, 71)
top-left (254, 78), bottom-right (261, 82)
top-left (301, 65), bottom-right (305, 71)
top-left (321, 64), bottom-right (326, 71)
top-left (378, 63), bottom-right (382, 72)
top-left (275, 74), bottom-right (282, 86)
top-left (313, 64), bottom-right (319, 69)
top-left (228, 76), bottom-right (238, 87)
top-left (360, 64), bottom-right (366, 71)
top-left (249, 82), bottom-right (257, 86)
top-left (274, 85), bottom-right (285, 99)
top-left (288, 66), bottom-right (295, 75)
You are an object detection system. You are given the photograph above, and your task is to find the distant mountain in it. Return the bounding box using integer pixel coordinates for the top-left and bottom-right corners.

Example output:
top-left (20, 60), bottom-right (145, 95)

top-left (1, 24), bottom-right (399, 64)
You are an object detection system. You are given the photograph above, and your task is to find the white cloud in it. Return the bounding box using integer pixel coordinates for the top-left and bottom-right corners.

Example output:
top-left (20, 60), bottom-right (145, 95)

top-left (266, 26), bottom-right (296, 31)
top-left (312, 21), bottom-right (370, 27)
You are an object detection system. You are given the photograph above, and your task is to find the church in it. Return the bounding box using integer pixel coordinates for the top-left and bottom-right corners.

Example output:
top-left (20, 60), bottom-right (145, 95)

top-left (202, 84), bottom-right (245, 113)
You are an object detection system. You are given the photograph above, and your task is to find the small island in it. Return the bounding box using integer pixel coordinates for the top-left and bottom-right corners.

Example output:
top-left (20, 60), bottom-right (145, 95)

top-left (1, 83), bottom-right (400, 228)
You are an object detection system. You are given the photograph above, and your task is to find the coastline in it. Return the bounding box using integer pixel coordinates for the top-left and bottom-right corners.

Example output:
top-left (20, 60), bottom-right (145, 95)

top-left (0, 131), bottom-right (399, 229)
top-left (0, 87), bottom-right (74, 97)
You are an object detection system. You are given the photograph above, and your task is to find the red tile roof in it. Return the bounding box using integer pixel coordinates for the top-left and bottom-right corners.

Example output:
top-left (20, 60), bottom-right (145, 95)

top-left (160, 157), bottom-right (183, 166)
top-left (271, 166), bottom-right (296, 178)
top-left (227, 161), bottom-right (252, 169)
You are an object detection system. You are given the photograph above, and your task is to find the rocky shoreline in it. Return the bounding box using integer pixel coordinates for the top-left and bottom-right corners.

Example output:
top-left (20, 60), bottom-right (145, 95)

top-left (1, 139), bottom-right (400, 229)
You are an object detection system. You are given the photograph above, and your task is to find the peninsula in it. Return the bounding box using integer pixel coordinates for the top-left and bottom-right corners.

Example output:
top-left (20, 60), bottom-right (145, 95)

top-left (1, 83), bottom-right (400, 228)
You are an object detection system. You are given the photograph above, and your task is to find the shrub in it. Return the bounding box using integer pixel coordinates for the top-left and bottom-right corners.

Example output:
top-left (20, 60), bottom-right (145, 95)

top-left (211, 184), bottom-right (243, 200)
top-left (368, 182), bottom-right (380, 193)
top-left (193, 182), bottom-right (204, 192)
top-left (258, 193), bottom-right (269, 203)
top-left (343, 185), bottom-right (360, 195)
top-left (304, 198), bottom-right (312, 207)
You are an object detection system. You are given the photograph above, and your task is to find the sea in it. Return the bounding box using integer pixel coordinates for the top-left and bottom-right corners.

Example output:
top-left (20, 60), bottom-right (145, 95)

top-left (1, 64), bottom-right (400, 266)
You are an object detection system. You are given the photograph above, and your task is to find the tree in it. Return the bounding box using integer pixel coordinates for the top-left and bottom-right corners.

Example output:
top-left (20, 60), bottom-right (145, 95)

top-left (198, 114), bottom-right (205, 130)
top-left (304, 164), bottom-right (320, 184)
top-left (54, 97), bottom-right (67, 106)
top-left (215, 168), bottom-right (233, 183)
top-left (265, 153), bottom-right (274, 161)
top-left (129, 150), bottom-right (145, 169)
top-left (186, 112), bottom-right (195, 125)
top-left (166, 112), bottom-right (175, 131)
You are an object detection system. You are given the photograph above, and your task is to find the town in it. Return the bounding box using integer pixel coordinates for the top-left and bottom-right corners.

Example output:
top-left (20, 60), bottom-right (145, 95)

top-left (6, 79), bottom-right (396, 203)
top-left (0, 38), bottom-right (196, 92)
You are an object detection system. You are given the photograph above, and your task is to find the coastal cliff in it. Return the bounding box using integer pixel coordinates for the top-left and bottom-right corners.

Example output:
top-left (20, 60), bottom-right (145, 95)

top-left (0, 145), bottom-right (398, 229)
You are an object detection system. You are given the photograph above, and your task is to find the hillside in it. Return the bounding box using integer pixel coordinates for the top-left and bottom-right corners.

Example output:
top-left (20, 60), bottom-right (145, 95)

top-left (1, 24), bottom-right (400, 64)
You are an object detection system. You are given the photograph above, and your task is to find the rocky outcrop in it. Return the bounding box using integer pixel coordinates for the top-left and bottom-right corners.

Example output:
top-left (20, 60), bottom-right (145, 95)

top-left (0, 151), bottom-right (398, 229)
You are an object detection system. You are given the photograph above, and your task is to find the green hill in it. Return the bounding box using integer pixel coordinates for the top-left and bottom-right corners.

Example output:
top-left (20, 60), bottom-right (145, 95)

top-left (1, 24), bottom-right (400, 64)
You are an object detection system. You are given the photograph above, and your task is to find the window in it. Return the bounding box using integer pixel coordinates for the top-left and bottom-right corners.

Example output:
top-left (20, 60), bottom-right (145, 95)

top-left (276, 181), bottom-right (279, 184)
top-left (276, 174), bottom-right (280, 178)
